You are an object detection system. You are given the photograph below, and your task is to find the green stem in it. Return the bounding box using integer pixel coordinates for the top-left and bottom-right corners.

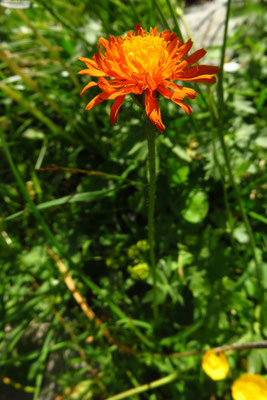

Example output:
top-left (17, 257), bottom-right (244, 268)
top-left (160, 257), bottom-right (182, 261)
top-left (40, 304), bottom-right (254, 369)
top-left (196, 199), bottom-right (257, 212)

top-left (216, 0), bottom-right (260, 280)
top-left (165, 0), bottom-right (183, 38)
top-left (146, 119), bottom-right (158, 322)
top-left (155, 1), bottom-right (172, 30)
top-left (217, 0), bottom-right (232, 110)
top-left (106, 371), bottom-right (179, 400)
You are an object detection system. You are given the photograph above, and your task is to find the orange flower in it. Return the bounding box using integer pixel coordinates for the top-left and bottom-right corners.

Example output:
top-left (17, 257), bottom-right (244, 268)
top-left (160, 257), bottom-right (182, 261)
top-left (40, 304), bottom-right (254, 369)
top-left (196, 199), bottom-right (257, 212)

top-left (78, 24), bottom-right (218, 132)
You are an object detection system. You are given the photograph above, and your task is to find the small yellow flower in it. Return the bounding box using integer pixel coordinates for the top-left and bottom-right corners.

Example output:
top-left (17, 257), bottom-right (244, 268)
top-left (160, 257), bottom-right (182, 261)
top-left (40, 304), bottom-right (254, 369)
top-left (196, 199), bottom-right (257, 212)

top-left (128, 263), bottom-right (149, 280)
top-left (231, 373), bottom-right (267, 400)
top-left (202, 350), bottom-right (229, 380)
top-left (127, 245), bottom-right (140, 259)
top-left (136, 240), bottom-right (149, 252)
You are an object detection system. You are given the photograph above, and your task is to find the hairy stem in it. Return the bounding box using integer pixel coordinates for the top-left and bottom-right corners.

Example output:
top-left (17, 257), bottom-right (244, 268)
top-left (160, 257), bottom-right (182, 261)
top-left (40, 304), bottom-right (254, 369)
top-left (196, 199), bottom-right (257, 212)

top-left (146, 119), bottom-right (158, 323)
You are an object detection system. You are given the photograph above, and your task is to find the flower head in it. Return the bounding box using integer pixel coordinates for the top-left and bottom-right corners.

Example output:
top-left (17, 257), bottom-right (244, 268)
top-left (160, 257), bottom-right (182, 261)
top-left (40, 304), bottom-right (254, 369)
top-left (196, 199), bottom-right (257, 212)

top-left (231, 373), bottom-right (267, 400)
top-left (128, 263), bottom-right (150, 280)
top-left (202, 350), bottom-right (229, 380)
top-left (78, 24), bottom-right (218, 132)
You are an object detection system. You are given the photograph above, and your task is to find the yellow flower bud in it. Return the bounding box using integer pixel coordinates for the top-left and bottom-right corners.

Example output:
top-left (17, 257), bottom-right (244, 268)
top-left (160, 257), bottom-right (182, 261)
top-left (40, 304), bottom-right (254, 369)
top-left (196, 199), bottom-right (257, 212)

top-left (202, 350), bottom-right (229, 381)
top-left (14, 383), bottom-right (22, 389)
top-left (136, 240), bottom-right (149, 251)
top-left (231, 373), bottom-right (267, 400)
top-left (127, 245), bottom-right (139, 259)
top-left (129, 263), bottom-right (149, 280)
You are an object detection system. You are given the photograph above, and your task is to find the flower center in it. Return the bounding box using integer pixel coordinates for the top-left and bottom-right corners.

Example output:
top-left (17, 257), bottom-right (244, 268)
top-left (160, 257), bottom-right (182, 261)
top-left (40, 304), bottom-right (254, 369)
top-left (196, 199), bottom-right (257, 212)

top-left (122, 34), bottom-right (168, 76)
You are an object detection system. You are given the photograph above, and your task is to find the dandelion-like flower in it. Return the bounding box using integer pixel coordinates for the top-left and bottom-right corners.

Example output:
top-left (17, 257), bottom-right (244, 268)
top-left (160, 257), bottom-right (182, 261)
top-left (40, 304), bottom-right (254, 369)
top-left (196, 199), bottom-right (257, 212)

top-left (231, 373), bottom-right (267, 400)
top-left (202, 350), bottom-right (229, 381)
top-left (78, 24), bottom-right (218, 132)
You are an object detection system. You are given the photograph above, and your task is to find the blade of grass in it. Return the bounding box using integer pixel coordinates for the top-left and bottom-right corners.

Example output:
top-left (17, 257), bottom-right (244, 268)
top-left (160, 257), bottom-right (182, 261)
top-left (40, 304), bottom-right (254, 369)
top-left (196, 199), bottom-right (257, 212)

top-left (249, 211), bottom-right (267, 225)
top-left (32, 328), bottom-right (54, 400)
top-left (5, 187), bottom-right (121, 221)
top-left (15, 9), bottom-right (81, 91)
top-left (0, 81), bottom-right (77, 144)
top-left (105, 371), bottom-right (179, 400)
top-left (165, 0), bottom-right (183, 38)
top-left (37, 166), bottom-right (141, 186)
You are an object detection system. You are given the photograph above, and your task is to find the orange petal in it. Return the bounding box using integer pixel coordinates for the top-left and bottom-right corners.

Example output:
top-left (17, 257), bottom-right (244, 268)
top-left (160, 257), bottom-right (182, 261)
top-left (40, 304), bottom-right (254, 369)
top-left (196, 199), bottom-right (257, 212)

top-left (110, 95), bottom-right (125, 125)
top-left (145, 89), bottom-right (165, 132)
top-left (78, 68), bottom-right (106, 77)
top-left (167, 83), bottom-right (197, 99)
top-left (135, 24), bottom-right (143, 36)
top-left (166, 37), bottom-right (180, 57)
top-left (106, 83), bottom-right (143, 99)
top-left (177, 39), bottom-right (193, 59)
top-left (174, 60), bottom-right (188, 74)
top-left (186, 75), bottom-right (217, 83)
top-left (158, 86), bottom-right (192, 114)
top-left (85, 93), bottom-right (107, 111)
top-left (78, 57), bottom-right (98, 68)
top-left (157, 86), bottom-right (174, 100)
top-left (184, 49), bottom-right (206, 65)
top-left (145, 72), bottom-right (157, 90)
top-left (98, 37), bottom-right (109, 50)
top-left (80, 81), bottom-right (98, 96)
top-left (180, 65), bottom-right (219, 77)
top-left (178, 74), bottom-right (217, 83)
top-left (176, 65), bottom-right (219, 83)
top-left (152, 26), bottom-right (158, 36)
top-left (197, 65), bottom-right (219, 74)
top-left (172, 100), bottom-right (192, 114)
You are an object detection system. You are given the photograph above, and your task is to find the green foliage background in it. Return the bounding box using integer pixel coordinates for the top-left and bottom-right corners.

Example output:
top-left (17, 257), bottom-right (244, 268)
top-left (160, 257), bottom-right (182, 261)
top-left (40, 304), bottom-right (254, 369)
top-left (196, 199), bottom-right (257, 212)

top-left (0, 0), bottom-right (266, 399)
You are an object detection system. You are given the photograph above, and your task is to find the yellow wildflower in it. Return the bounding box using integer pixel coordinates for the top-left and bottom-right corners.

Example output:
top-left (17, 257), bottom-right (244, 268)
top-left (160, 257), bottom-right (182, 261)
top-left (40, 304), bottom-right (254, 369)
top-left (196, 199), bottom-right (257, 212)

top-left (202, 350), bottom-right (229, 380)
top-left (231, 373), bottom-right (267, 400)
top-left (136, 240), bottom-right (149, 252)
top-left (128, 263), bottom-right (149, 280)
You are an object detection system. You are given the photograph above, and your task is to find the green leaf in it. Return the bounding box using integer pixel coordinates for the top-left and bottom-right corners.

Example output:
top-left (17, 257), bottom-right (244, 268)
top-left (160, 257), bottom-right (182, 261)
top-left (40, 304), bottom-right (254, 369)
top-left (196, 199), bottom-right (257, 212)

top-left (182, 190), bottom-right (209, 223)
top-left (255, 136), bottom-right (267, 148)
top-left (233, 224), bottom-right (249, 243)
top-left (247, 349), bottom-right (262, 374)
top-left (22, 128), bottom-right (45, 140)
top-left (249, 211), bottom-right (267, 225)
top-left (161, 137), bottom-right (191, 162)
